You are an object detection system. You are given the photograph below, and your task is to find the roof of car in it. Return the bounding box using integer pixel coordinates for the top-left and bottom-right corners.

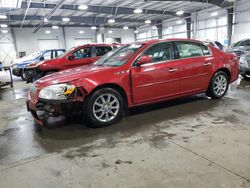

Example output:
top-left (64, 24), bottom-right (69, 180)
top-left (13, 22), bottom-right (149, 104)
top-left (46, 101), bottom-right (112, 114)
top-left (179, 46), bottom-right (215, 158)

top-left (43, 49), bottom-right (66, 51)
top-left (75, 43), bottom-right (119, 48)
top-left (134, 38), bottom-right (206, 45)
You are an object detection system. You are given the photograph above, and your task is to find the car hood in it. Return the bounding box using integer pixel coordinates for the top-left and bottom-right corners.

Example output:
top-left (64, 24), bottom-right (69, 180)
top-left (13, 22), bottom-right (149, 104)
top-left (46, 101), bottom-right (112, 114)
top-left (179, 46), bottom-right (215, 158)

top-left (12, 56), bottom-right (37, 65)
top-left (231, 46), bottom-right (250, 51)
top-left (35, 64), bottom-right (112, 86)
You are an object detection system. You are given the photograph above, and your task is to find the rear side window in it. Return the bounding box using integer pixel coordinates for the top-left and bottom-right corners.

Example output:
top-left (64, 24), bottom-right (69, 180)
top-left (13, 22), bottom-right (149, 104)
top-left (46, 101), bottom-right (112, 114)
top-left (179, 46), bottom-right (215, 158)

top-left (95, 46), bottom-right (113, 56)
top-left (143, 42), bottom-right (172, 63)
top-left (175, 41), bottom-right (210, 59)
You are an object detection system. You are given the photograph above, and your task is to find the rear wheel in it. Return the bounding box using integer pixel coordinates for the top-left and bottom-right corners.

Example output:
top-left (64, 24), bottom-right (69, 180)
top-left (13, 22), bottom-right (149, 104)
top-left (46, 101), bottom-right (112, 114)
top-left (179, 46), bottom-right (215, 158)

top-left (84, 88), bottom-right (124, 128)
top-left (206, 71), bottom-right (229, 99)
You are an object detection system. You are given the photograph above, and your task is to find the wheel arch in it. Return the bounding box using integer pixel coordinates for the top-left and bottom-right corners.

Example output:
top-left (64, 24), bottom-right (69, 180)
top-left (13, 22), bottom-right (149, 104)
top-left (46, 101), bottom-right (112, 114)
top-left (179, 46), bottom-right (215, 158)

top-left (214, 68), bottom-right (231, 81)
top-left (86, 83), bottom-right (128, 109)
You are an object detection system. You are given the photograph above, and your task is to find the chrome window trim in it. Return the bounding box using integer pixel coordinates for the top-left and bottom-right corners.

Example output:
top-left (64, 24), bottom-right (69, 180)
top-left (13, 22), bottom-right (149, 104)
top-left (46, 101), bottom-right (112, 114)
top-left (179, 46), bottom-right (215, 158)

top-left (131, 40), bottom-right (213, 67)
top-left (174, 40), bottom-right (213, 60)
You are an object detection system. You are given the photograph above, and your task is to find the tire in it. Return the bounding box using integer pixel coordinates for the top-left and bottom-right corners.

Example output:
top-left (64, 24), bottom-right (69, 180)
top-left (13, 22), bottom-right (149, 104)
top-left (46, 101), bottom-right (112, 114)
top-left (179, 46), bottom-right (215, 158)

top-left (20, 70), bottom-right (27, 81)
top-left (83, 88), bottom-right (124, 128)
top-left (206, 71), bottom-right (229, 99)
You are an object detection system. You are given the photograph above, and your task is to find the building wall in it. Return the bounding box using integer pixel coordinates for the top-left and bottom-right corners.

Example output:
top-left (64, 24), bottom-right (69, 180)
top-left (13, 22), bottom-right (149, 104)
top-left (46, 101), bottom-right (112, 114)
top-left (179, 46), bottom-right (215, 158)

top-left (162, 20), bottom-right (187, 39)
top-left (136, 26), bottom-right (158, 41)
top-left (13, 27), bottom-right (65, 57)
top-left (194, 10), bottom-right (228, 45)
top-left (2, 27), bottom-right (135, 66)
top-left (233, 0), bottom-right (250, 43)
top-left (0, 30), bottom-right (17, 66)
top-left (104, 28), bottom-right (135, 44)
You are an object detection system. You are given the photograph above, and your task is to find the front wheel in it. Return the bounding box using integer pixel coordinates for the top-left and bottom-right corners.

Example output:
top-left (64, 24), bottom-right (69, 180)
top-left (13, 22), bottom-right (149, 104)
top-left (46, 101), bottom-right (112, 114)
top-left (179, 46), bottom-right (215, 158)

top-left (84, 88), bottom-right (124, 128)
top-left (21, 70), bottom-right (27, 81)
top-left (206, 71), bottom-right (229, 99)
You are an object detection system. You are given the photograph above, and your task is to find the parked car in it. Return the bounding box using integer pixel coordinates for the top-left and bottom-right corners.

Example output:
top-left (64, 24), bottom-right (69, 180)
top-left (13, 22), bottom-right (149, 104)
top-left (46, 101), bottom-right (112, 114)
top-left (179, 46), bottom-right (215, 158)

top-left (226, 39), bottom-right (250, 57)
top-left (12, 49), bottom-right (65, 80)
top-left (239, 52), bottom-right (250, 79)
top-left (24, 44), bottom-right (120, 83)
top-left (27, 39), bottom-right (239, 128)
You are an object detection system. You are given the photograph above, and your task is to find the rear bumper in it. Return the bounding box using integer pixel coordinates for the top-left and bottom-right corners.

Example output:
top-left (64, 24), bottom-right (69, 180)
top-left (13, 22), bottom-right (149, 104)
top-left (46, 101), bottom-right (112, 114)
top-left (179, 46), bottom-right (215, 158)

top-left (12, 68), bottom-right (21, 76)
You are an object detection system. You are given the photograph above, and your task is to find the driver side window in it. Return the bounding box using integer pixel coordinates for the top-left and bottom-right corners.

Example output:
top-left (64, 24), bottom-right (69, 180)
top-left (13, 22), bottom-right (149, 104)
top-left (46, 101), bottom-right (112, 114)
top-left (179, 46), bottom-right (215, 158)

top-left (73, 47), bottom-right (92, 59)
top-left (143, 42), bottom-right (172, 63)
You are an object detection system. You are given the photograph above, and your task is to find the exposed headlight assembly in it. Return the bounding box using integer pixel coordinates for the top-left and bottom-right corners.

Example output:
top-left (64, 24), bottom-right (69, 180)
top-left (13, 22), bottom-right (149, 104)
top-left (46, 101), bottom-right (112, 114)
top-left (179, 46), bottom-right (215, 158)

top-left (39, 83), bottom-right (75, 100)
top-left (239, 56), bottom-right (247, 67)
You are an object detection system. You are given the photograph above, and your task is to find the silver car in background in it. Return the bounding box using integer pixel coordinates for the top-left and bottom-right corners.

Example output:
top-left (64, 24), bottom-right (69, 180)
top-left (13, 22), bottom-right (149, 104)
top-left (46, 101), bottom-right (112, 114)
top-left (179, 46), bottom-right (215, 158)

top-left (239, 52), bottom-right (250, 79)
top-left (227, 39), bottom-right (250, 57)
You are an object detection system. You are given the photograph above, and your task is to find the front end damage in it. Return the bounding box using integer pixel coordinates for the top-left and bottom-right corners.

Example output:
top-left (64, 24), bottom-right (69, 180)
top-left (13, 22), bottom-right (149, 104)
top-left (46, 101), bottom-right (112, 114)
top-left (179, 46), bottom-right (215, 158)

top-left (27, 85), bottom-right (86, 126)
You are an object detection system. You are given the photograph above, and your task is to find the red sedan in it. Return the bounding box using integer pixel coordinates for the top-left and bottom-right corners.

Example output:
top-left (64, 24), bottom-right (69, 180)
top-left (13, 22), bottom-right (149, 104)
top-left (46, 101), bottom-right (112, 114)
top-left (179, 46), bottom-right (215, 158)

top-left (27, 39), bottom-right (239, 128)
top-left (24, 43), bottom-right (119, 82)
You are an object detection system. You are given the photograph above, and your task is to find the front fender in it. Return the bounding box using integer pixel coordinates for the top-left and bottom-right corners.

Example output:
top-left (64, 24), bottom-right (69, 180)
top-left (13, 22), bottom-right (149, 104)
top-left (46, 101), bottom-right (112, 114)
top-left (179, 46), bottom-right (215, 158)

top-left (72, 73), bottom-right (133, 106)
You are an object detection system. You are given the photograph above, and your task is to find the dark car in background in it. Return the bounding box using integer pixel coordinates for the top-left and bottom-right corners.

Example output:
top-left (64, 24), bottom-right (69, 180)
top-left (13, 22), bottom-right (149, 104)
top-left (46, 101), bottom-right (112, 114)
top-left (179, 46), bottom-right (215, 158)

top-left (25, 44), bottom-right (120, 83)
top-left (12, 49), bottom-right (65, 80)
top-left (226, 39), bottom-right (250, 57)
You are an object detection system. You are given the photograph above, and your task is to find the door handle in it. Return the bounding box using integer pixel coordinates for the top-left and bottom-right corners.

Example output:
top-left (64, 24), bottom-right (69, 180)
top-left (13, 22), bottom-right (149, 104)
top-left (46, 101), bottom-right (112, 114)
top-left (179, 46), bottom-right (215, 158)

top-left (204, 62), bottom-right (212, 66)
top-left (168, 68), bottom-right (178, 72)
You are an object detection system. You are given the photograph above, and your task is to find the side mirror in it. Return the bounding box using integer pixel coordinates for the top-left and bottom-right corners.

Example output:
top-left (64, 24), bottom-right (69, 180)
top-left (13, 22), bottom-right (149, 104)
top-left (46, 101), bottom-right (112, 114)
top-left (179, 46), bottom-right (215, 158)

top-left (67, 54), bottom-right (75, 60)
top-left (136, 55), bottom-right (152, 66)
top-left (39, 56), bottom-right (44, 61)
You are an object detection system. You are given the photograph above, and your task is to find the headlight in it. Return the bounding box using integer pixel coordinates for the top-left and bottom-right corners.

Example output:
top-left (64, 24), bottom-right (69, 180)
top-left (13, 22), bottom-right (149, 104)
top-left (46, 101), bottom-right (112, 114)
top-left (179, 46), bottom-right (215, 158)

top-left (39, 83), bottom-right (75, 100)
top-left (244, 49), bottom-right (250, 54)
top-left (239, 56), bottom-right (247, 66)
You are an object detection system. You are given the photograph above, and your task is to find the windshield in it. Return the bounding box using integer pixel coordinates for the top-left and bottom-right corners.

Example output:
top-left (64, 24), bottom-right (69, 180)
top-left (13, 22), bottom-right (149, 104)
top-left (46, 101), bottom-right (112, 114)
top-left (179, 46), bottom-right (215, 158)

top-left (95, 44), bottom-right (143, 67)
top-left (27, 51), bottom-right (42, 59)
top-left (233, 41), bottom-right (244, 47)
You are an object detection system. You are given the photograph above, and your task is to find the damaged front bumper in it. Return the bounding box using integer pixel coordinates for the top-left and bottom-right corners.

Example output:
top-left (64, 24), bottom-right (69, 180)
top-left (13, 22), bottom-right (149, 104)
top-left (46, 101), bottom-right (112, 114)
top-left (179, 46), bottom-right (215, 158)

top-left (27, 87), bottom-right (85, 126)
top-left (27, 99), bottom-right (83, 126)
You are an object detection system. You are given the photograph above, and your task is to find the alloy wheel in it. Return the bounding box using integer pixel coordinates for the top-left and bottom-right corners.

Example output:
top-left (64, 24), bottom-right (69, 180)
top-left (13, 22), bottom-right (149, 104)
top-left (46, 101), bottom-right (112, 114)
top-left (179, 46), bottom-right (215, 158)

top-left (213, 74), bottom-right (228, 96)
top-left (92, 93), bottom-right (120, 122)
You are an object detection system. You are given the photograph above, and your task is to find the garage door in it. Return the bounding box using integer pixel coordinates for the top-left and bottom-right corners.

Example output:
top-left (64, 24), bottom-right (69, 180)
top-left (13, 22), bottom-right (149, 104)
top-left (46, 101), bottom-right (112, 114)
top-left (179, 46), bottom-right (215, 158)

top-left (74, 38), bottom-right (93, 46)
top-left (38, 39), bottom-right (60, 51)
